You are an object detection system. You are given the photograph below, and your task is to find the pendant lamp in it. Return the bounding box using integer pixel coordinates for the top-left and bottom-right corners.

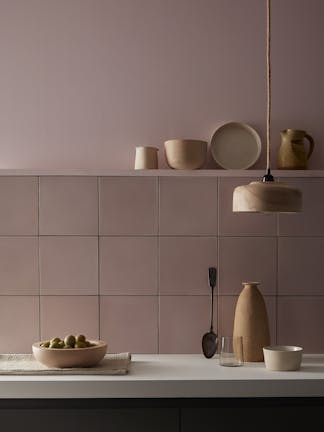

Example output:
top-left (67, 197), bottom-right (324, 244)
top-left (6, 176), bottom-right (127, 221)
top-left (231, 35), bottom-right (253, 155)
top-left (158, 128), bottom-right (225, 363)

top-left (232, 0), bottom-right (302, 213)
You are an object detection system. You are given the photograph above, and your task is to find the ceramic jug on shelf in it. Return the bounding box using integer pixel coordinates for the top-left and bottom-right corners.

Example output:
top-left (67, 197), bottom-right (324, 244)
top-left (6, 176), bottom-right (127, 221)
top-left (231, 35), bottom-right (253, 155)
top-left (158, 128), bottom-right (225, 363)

top-left (277, 129), bottom-right (314, 169)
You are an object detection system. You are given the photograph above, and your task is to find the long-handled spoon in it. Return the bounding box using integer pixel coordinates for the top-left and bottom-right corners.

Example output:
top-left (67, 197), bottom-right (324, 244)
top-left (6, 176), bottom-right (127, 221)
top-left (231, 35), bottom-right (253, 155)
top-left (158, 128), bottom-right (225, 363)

top-left (202, 267), bottom-right (218, 358)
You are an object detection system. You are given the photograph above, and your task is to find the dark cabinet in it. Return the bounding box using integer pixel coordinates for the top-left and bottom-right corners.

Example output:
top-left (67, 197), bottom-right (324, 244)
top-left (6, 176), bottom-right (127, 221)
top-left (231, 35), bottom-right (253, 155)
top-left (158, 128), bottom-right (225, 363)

top-left (1, 408), bottom-right (179, 432)
top-left (1, 398), bottom-right (324, 431)
top-left (181, 403), bottom-right (324, 431)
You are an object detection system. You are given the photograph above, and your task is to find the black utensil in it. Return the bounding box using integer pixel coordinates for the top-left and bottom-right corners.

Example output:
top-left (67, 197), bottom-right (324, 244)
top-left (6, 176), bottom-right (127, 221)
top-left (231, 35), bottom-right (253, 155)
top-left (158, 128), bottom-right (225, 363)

top-left (202, 267), bottom-right (218, 358)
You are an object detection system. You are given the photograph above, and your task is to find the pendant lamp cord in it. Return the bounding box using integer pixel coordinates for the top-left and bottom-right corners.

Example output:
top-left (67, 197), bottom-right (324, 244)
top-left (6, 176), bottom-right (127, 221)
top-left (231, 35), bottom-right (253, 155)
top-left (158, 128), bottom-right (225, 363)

top-left (263, 0), bottom-right (274, 182)
top-left (266, 0), bottom-right (271, 170)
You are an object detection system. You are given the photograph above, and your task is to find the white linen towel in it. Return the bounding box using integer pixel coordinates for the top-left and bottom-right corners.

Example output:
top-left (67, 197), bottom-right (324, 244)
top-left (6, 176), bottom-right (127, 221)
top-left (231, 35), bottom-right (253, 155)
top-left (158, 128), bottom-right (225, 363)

top-left (0, 352), bottom-right (131, 375)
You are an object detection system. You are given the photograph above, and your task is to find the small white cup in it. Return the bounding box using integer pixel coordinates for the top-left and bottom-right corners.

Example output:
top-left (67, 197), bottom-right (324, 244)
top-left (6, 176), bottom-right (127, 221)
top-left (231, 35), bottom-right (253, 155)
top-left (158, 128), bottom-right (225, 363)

top-left (263, 346), bottom-right (303, 371)
top-left (134, 146), bottom-right (159, 169)
top-left (219, 336), bottom-right (244, 367)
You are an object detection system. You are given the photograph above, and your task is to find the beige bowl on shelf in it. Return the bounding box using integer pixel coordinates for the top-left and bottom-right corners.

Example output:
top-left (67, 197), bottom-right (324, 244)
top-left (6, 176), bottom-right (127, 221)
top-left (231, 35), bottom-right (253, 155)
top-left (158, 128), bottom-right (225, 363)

top-left (164, 139), bottom-right (207, 169)
top-left (32, 340), bottom-right (107, 368)
top-left (263, 345), bottom-right (303, 371)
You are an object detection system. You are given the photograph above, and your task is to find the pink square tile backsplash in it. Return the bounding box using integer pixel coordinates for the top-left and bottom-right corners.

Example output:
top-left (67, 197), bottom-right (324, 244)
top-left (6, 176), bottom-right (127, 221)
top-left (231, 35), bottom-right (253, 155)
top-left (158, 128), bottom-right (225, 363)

top-left (40, 296), bottom-right (99, 341)
top-left (39, 236), bottom-right (98, 295)
top-left (0, 177), bottom-right (38, 235)
top-left (39, 176), bottom-right (98, 235)
top-left (100, 236), bottom-right (157, 295)
top-left (100, 296), bottom-right (158, 354)
top-left (159, 237), bottom-right (217, 295)
top-left (0, 237), bottom-right (39, 295)
top-left (278, 297), bottom-right (324, 353)
top-left (1, 175), bottom-right (324, 354)
top-left (219, 237), bottom-right (277, 295)
top-left (278, 237), bottom-right (324, 295)
top-left (99, 177), bottom-right (158, 235)
top-left (279, 178), bottom-right (324, 236)
top-left (159, 296), bottom-right (210, 353)
top-left (0, 296), bottom-right (39, 353)
top-left (159, 177), bottom-right (218, 235)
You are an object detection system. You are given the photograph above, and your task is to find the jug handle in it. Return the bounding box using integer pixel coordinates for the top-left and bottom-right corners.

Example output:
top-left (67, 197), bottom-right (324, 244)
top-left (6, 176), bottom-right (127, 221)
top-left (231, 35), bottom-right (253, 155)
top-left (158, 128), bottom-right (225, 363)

top-left (305, 134), bottom-right (315, 160)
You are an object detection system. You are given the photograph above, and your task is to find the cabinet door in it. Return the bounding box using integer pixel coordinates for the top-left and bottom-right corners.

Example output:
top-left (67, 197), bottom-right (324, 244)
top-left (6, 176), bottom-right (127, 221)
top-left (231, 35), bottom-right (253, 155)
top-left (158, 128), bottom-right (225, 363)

top-left (1, 408), bottom-right (179, 432)
top-left (181, 406), bottom-right (324, 431)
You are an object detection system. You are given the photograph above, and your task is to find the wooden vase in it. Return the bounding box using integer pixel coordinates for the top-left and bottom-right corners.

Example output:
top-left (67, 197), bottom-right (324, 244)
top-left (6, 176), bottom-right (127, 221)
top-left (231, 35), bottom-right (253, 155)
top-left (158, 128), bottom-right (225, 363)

top-left (233, 282), bottom-right (270, 362)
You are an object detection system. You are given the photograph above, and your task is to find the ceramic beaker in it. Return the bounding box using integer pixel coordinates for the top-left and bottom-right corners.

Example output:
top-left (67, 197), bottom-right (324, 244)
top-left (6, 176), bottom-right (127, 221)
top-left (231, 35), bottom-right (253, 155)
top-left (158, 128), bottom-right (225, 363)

top-left (134, 146), bottom-right (159, 169)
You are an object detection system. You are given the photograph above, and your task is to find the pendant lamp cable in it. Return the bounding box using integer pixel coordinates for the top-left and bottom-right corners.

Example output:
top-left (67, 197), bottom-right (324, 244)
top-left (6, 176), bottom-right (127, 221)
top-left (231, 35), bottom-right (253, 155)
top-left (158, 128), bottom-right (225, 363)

top-left (263, 0), bottom-right (274, 182)
top-left (232, 0), bottom-right (302, 213)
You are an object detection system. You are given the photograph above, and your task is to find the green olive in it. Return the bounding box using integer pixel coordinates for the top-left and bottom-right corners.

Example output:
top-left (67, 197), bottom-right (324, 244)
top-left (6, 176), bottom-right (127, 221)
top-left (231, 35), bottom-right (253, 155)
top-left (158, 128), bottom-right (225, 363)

top-left (64, 344), bottom-right (73, 349)
top-left (64, 335), bottom-right (76, 347)
top-left (85, 340), bottom-right (92, 347)
top-left (75, 341), bottom-right (87, 348)
top-left (40, 341), bottom-right (50, 348)
top-left (75, 334), bottom-right (86, 343)
top-left (50, 337), bottom-right (61, 344)
top-left (49, 341), bottom-right (61, 349)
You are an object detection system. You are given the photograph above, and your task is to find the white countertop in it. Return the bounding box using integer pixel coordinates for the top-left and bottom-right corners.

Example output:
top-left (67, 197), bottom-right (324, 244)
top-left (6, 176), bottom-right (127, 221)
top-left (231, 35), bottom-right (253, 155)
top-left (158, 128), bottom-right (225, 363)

top-left (1, 354), bottom-right (324, 399)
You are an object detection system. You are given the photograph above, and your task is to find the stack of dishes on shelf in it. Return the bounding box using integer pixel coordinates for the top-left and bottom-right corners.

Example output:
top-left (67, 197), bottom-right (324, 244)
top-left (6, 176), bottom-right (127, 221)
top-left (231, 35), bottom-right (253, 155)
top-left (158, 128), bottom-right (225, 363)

top-left (143, 121), bottom-right (261, 171)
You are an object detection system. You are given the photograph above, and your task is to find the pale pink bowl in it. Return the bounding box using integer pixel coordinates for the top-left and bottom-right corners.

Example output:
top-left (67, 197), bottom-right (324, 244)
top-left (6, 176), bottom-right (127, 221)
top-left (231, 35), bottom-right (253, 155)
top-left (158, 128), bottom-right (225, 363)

top-left (32, 340), bottom-right (107, 368)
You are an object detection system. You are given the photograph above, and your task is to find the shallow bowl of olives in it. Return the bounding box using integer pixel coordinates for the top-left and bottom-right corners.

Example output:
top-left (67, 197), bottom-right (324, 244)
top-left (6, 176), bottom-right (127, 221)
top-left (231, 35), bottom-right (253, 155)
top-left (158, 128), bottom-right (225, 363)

top-left (32, 334), bottom-right (107, 368)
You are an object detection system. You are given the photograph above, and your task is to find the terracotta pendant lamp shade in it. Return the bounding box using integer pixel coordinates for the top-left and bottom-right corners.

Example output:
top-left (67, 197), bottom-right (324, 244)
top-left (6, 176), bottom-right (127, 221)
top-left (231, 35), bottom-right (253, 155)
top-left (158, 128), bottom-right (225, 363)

top-left (232, 0), bottom-right (302, 214)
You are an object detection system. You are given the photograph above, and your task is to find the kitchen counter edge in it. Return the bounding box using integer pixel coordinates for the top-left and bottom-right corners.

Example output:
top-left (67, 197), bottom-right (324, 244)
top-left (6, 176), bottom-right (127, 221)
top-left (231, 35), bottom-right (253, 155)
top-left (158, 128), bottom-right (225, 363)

top-left (0, 354), bottom-right (324, 399)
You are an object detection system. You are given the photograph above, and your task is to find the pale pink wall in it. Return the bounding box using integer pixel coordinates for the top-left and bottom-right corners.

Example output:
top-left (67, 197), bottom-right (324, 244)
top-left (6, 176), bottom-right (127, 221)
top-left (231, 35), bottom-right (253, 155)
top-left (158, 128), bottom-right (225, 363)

top-left (271, 0), bottom-right (324, 167)
top-left (1, 0), bottom-right (322, 169)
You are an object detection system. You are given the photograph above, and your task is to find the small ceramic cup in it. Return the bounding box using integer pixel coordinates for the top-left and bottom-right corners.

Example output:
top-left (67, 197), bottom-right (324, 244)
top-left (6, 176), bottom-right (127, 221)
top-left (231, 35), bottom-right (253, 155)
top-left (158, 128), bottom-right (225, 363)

top-left (263, 345), bottom-right (303, 371)
top-left (134, 146), bottom-right (159, 169)
top-left (219, 336), bottom-right (244, 367)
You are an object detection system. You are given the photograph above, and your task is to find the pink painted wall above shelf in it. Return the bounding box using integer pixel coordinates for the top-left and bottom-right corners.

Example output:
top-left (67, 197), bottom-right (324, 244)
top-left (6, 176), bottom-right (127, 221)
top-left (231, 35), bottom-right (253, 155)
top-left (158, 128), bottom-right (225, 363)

top-left (0, 0), bottom-right (323, 170)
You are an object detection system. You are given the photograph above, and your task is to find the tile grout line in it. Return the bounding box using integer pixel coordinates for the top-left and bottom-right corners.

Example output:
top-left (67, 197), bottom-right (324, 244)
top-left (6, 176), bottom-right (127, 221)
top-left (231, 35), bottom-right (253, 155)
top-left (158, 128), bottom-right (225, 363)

top-left (157, 176), bottom-right (160, 354)
top-left (2, 294), bottom-right (215, 297)
top-left (3, 293), bottom-right (323, 298)
top-left (2, 234), bottom-right (323, 238)
top-left (275, 236), bottom-right (279, 345)
top-left (216, 177), bottom-right (220, 338)
top-left (97, 177), bottom-right (101, 340)
top-left (275, 210), bottom-right (279, 345)
top-left (6, 293), bottom-right (318, 298)
top-left (37, 176), bottom-right (41, 341)
top-left (275, 198), bottom-right (280, 345)
top-left (16, 293), bottom-right (324, 297)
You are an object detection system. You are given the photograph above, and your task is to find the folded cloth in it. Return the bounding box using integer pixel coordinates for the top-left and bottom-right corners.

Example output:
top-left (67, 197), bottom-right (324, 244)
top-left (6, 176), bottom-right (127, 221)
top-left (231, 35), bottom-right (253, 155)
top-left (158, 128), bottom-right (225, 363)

top-left (0, 352), bottom-right (131, 375)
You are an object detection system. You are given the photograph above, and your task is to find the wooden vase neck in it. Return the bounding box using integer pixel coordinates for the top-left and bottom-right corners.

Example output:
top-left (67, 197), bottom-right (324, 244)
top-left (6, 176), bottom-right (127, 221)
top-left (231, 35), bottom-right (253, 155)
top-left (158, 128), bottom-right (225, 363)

top-left (242, 282), bottom-right (259, 287)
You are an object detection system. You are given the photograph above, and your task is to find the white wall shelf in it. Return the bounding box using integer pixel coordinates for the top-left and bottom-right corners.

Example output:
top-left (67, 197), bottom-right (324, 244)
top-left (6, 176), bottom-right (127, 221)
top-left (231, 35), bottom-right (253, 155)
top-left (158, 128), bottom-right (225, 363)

top-left (0, 169), bottom-right (323, 177)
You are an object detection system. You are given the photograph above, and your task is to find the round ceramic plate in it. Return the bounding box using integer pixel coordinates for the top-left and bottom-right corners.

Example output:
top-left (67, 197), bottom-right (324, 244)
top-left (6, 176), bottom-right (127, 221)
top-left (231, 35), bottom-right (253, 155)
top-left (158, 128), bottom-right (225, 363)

top-left (210, 122), bottom-right (261, 169)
